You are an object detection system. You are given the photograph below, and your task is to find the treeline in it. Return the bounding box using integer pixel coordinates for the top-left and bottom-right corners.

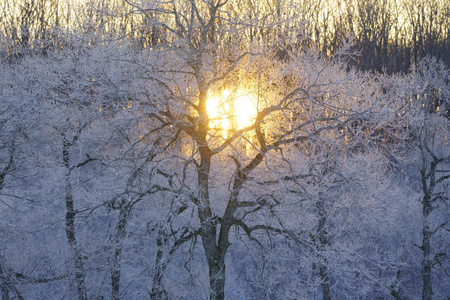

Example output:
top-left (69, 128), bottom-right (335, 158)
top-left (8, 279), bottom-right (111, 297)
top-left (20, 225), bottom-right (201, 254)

top-left (297, 0), bottom-right (450, 72)
top-left (1, 0), bottom-right (449, 73)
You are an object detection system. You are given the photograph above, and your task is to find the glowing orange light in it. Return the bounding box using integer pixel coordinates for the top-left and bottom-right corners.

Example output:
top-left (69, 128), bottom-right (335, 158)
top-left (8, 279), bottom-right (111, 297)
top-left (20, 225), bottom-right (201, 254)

top-left (207, 88), bottom-right (257, 137)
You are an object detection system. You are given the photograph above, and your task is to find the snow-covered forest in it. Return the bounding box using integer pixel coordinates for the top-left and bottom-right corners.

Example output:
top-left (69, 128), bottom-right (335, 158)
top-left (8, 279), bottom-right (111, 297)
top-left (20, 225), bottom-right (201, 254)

top-left (0, 0), bottom-right (449, 299)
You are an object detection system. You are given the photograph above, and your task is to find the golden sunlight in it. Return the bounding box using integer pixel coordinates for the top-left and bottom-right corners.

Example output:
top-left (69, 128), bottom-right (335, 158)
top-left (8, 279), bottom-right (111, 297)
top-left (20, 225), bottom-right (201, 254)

top-left (207, 89), bottom-right (258, 136)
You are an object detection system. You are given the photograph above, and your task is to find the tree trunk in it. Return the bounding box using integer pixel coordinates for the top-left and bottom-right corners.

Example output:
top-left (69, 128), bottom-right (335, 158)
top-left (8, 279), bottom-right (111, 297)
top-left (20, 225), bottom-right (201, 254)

top-left (195, 124), bottom-right (227, 299)
top-left (319, 265), bottom-right (331, 300)
top-left (150, 229), bottom-right (168, 300)
top-left (207, 255), bottom-right (225, 300)
top-left (199, 214), bottom-right (226, 300)
top-left (316, 196), bottom-right (331, 300)
top-left (419, 139), bottom-right (440, 300)
top-left (421, 192), bottom-right (433, 300)
top-left (193, 84), bottom-right (228, 299)
top-left (111, 207), bottom-right (129, 300)
top-left (62, 140), bottom-right (87, 300)
top-left (197, 162), bottom-right (226, 299)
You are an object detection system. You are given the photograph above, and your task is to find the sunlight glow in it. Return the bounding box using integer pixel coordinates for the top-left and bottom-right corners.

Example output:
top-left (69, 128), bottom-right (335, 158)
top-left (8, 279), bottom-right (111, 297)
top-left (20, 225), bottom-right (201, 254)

top-left (207, 89), bottom-right (258, 137)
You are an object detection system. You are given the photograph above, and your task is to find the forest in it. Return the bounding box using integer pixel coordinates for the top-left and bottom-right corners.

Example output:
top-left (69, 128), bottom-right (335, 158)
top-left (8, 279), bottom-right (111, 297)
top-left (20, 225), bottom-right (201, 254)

top-left (0, 0), bottom-right (449, 299)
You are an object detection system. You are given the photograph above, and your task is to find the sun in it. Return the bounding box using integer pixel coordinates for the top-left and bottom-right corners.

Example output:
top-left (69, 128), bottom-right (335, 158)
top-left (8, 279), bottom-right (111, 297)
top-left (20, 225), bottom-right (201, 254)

top-left (207, 88), bottom-right (257, 136)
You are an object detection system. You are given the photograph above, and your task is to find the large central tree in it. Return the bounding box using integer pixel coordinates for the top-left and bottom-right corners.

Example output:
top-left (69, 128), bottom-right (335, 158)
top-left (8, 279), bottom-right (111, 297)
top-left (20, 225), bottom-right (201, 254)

top-left (120, 0), bottom-right (393, 298)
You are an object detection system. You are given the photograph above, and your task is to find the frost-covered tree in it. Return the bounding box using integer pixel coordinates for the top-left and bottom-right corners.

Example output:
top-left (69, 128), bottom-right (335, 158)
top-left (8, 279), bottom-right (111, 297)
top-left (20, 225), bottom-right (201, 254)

top-left (112, 1), bottom-right (413, 298)
top-left (1, 1), bottom-right (449, 299)
top-left (405, 57), bottom-right (450, 300)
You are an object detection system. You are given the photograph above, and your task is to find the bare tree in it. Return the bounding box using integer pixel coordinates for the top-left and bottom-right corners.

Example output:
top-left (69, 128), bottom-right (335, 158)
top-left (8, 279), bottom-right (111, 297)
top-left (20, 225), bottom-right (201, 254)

top-left (110, 1), bottom-right (403, 298)
top-left (410, 57), bottom-right (450, 300)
